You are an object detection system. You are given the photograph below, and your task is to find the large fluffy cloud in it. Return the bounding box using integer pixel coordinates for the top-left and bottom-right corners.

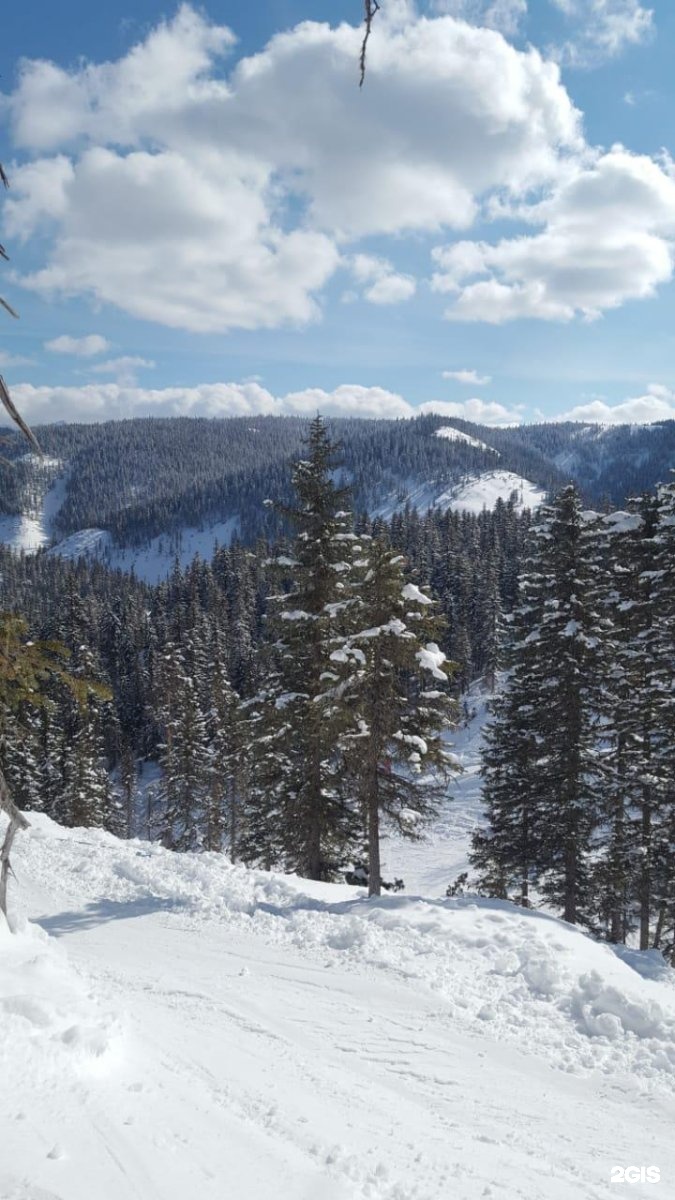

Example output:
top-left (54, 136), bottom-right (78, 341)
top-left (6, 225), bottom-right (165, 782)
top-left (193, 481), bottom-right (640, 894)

top-left (5, 377), bottom-right (529, 426)
top-left (2, 4), bottom-right (584, 332)
top-left (1, 3), bottom-right (670, 333)
top-left (557, 383), bottom-right (675, 424)
top-left (8, 380), bottom-right (415, 425)
top-left (431, 147), bottom-right (675, 322)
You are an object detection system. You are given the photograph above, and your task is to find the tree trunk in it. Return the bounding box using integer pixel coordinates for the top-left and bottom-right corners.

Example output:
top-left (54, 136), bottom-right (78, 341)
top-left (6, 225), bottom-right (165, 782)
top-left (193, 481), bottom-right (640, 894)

top-left (367, 774), bottom-right (381, 898)
top-left (564, 835), bottom-right (577, 924)
top-left (639, 798), bottom-right (651, 950)
top-left (229, 776), bottom-right (238, 863)
top-left (0, 767), bottom-right (29, 926)
top-left (306, 739), bottom-right (323, 881)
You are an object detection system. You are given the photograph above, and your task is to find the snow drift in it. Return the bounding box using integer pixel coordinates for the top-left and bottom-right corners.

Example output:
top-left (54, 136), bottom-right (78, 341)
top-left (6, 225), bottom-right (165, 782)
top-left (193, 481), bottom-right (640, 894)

top-left (2, 814), bottom-right (674, 1200)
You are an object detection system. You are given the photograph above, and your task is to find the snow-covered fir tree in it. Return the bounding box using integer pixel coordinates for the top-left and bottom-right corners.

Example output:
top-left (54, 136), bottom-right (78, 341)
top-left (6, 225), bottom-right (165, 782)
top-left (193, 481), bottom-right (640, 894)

top-left (249, 416), bottom-right (362, 880)
top-left (474, 485), bottom-right (605, 926)
top-left (335, 536), bottom-right (457, 896)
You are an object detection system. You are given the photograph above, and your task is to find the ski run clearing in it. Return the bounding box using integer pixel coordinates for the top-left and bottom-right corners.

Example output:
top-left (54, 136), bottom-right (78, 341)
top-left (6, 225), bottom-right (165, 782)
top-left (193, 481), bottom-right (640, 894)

top-left (3, 731), bottom-right (675, 1200)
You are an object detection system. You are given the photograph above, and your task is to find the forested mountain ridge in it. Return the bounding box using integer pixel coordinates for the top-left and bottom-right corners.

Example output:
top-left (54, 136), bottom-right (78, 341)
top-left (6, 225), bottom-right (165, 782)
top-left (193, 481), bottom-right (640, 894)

top-left (0, 412), bottom-right (673, 587)
top-left (0, 413), bottom-right (566, 554)
top-left (2, 413), bottom-right (670, 560)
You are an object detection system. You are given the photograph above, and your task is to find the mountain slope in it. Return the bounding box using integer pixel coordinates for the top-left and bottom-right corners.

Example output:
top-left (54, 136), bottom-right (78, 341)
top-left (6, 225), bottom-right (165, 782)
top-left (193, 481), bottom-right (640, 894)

top-left (3, 814), bottom-right (674, 1200)
top-left (1, 413), bottom-right (674, 582)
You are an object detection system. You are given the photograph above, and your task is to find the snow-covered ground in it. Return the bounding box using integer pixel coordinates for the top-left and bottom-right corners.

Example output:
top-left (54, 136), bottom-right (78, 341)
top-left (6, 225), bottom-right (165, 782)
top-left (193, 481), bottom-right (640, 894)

top-left (3, 789), bottom-right (675, 1200)
top-left (0, 457), bottom-right (240, 582)
top-left (50, 517), bottom-right (240, 584)
top-left (0, 461), bottom-right (69, 553)
top-left (436, 426), bottom-right (500, 455)
top-left (381, 685), bottom-right (487, 895)
top-left (373, 471), bottom-right (545, 521)
top-left (439, 471), bottom-right (547, 514)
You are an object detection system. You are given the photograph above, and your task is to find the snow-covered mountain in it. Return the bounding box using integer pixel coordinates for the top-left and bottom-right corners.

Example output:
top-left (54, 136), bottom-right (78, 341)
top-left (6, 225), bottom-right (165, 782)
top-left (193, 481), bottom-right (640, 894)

top-left (0, 412), bottom-right (672, 582)
top-left (3, 807), bottom-right (674, 1200)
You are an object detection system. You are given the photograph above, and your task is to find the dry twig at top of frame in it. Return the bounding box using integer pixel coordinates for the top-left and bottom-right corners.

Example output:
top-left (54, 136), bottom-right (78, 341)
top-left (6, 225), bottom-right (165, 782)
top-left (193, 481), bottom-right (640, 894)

top-left (359, 0), bottom-right (380, 86)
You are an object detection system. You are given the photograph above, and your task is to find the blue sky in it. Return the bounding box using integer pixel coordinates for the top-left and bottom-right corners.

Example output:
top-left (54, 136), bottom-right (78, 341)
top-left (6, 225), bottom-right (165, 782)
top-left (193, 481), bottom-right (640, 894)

top-left (2, 0), bottom-right (675, 426)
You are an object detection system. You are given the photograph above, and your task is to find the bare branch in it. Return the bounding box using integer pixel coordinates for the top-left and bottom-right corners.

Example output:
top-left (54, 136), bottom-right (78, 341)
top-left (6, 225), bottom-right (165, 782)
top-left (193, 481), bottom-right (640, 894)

top-left (359, 0), bottom-right (380, 87)
top-left (0, 375), bottom-right (42, 454)
top-left (0, 163), bottom-right (8, 190)
top-left (0, 296), bottom-right (19, 319)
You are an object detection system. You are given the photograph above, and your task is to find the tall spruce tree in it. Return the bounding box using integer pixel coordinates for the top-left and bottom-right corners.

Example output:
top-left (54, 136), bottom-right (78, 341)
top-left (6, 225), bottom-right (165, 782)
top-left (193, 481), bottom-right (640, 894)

top-left (255, 416), bottom-right (361, 880)
top-left (474, 486), bottom-right (604, 926)
top-left (336, 537), bottom-right (456, 896)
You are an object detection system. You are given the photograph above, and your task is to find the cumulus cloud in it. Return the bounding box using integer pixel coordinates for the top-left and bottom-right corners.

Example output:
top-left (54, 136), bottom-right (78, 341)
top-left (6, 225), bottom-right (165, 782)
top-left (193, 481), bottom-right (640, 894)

top-left (45, 333), bottom-right (110, 356)
top-left (551, 0), bottom-right (653, 67)
top-left (442, 368), bottom-right (492, 384)
top-left (1, 4), bottom-right (668, 335)
top-left (348, 255), bottom-right (416, 304)
top-left (431, 147), bottom-right (675, 322)
top-left (2, 5), bottom-right (584, 332)
top-left (557, 383), bottom-right (675, 424)
top-left (419, 397), bottom-right (523, 424)
top-left (6, 380), bottom-right (414, 426)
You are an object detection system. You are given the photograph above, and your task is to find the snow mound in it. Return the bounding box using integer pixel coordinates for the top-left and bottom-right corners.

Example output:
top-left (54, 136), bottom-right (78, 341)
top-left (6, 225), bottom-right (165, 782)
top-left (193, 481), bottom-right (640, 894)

top-left (440, 471), bottom-right (546, 513)
top-left (0, 914), bottom-right (121, 1080)
top-left (16, 814), bottom-right (675, 1090)
top-left (50, 527), bottom-right (112, 560)
top-left (436, 426), bottom-right (499, 454)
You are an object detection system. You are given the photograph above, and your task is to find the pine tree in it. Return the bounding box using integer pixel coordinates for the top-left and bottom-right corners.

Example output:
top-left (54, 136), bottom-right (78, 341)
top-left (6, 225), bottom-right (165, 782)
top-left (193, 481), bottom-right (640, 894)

top-left (474, 486), bottom-right (605, 926)
top-left (471, 597), bottom-right (544, 907)
top-left (590, 499), bottom-right (659, 944)
top-left (337, 537), bottom-right (456, 896)
top-left (258, 416), bottom-right (362, 880)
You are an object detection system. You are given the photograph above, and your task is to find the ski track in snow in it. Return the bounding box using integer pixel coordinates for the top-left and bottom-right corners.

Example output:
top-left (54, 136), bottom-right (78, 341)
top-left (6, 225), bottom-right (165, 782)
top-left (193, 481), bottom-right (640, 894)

top-left (2, 776), bottom-right (675, 1200)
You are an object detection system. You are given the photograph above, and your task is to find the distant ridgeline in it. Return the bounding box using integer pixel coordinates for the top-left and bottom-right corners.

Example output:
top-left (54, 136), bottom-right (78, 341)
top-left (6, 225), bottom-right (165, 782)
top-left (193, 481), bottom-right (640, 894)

top-left (0, 413), bottom-right (568, 549)
top-left (0, 414), bottom-right (672, 554)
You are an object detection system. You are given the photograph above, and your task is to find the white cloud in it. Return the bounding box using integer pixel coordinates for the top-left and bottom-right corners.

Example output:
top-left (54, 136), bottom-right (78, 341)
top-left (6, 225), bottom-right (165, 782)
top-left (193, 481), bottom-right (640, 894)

top-left (6, 380), bottom-right (414, 426)
top-left (349, 254), bottom-right (416, 305)
top-left (432, 1), bottom-right (527, 36)
top-left (419, 397), bottom-right (523, 425)
top-left (90, 356), bottom-right (155, 374)
top-left (1, 5), bottom-right (668, 336)
top-left (12, 149), bottom-right (338, 334)
top-left (45, 333), bottom-right (110, 357)
top-left (551, 0), bottom-right (653, 67)
top-left (89, 356), bottom-right (156, 386)
top-left (431, 147), bottom-right (675, 322)
top-left (442, 368), bottom-right (492, 384)
top-left (2, 5), bottom-right (583, 331)
top-left (0, 351), bottom-right (33, 368)
top-left (557, 383), bottom-right (675, 424)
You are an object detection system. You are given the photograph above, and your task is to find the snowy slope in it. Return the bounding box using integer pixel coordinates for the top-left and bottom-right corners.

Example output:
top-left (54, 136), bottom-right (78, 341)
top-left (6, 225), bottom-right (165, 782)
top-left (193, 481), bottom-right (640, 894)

top-left (0, 460), bottom-right (69, 553)
top-left (3, 814), bottom-right (674, 1200)
top-left (436, 426), bottom-right (499, 454)
top-left (381, 685), bottom-right (487, 895)
top-left (50, 517), bottom-right (240, 584)
top-left (373, 471), bottom-right (545, 520)
top-left (440, 470), bottom-right (546, 514)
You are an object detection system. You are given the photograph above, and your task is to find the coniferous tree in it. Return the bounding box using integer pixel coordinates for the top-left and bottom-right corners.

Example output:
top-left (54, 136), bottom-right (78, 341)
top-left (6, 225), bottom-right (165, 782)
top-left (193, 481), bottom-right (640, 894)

top-left (258, 416), bottom-right (362, 880)
top-left (337, 537), bottom-right (456, 895)
top-left (474, 486), bottom-right (604, 927)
